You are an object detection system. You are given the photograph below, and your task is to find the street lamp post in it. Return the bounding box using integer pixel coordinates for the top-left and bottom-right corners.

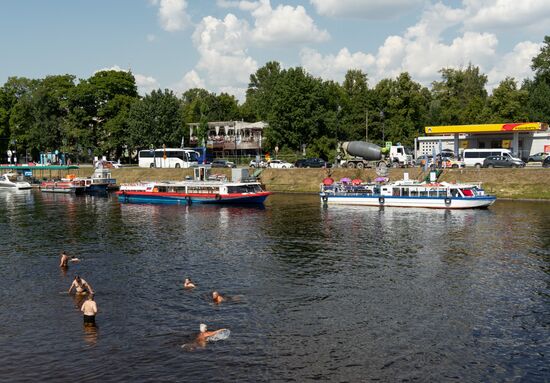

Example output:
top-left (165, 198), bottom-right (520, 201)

top-left (380, 110), bottom-right (385, 144)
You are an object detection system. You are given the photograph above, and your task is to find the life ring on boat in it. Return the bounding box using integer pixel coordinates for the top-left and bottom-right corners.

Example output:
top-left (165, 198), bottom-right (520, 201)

top-left (379, 197), bottom-right (385, 205)
top-left (215, 194), bottom-right (221, 201)
top-left (153, 187), bottom-right (159, 193)
top-left (67, 174), bottom-right (76, 180)
top-left (444, 197), bottom-right (452, 205)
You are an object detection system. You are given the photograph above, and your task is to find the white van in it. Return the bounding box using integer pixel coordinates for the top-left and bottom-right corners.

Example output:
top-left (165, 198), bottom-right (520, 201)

top-left (462, 149), bottom-right (520, 168)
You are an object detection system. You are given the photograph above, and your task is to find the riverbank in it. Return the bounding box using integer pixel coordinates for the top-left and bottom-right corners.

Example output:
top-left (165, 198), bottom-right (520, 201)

top-left (79, 167), bottom-right (550, 199)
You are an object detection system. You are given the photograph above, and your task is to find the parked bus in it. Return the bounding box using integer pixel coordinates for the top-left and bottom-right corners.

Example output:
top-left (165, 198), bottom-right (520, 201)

top-left (138, 148), bottom-right (199, 168)
top-left (462, 148), bottom-right (521, 168)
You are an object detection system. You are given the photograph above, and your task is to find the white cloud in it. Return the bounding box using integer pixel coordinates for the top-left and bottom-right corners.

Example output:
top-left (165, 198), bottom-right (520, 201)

top-left (487, 41), bottom-right (542, 89)
top-left (464, 0), bottom-right (550, 30)
top-left (173, 70), bottom-right (206, 95)
top-left (250, 0), bottom-right (329, 44)
top-left (310, 0), bottom-right (425, 18)
top-left (300, 47), bottom-right (375, 81)
top-left (134, 74), bottom-right (160, 95)
top-left (152, 0), bottom-right (191, 32)
top-left (146, 34), bottom-right (156, 42)
top-left (216, 0), bottom-right (260, 11)
top-left (300, 2), bottom-right (530, 89)
top-left (192, 14), bottom-right (258, 92)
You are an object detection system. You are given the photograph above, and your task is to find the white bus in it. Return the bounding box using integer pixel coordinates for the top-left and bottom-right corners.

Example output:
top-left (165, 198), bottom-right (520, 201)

top-left (138, 148), bottom-right (199, 168)
top-left (462, 148), bottom-right (521, 168)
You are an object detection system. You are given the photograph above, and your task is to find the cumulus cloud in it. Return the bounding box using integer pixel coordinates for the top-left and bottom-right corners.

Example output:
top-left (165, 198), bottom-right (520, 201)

top-left (310, 0), bottom-right (425, 18)
top-left (250, 0), bottom-right (329, 44)
top-left (151, 0), bottom-right (191, 31)
top-left (300, 47), bottom-right (375, 81)
top-left (134, 74), bottom-right (161, 95)
top-left (487, 41), bottom-right (542, 89)
top-left (216, 0), bottom-right (260, 11)
top-left (192, 14), bottom-right (258, 90)
top-left (300, 1), bottom-right (533, 90)
top-left (464, 0), bottom-right (550, 30)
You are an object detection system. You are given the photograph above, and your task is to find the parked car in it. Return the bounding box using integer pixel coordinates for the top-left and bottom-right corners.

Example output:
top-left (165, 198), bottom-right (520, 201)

top-left (294, 158), bottom-right (327, 168)
top-left (267, 159), bottom-right (294, 168)
top-left (528, 152), bottom-right (549, 162)
top-left (211, 159), bottom-right (236, 168)
top-left (249, 159), bottom-right (267, 168)
top-left (543, 156), bottom-right (550, 168)
top-left (482, 155), bottom-right (525, 168)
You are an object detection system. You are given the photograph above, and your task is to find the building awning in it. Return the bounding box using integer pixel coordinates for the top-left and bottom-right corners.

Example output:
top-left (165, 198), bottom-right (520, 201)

top-left (425, 122), bottom-right (548, 135)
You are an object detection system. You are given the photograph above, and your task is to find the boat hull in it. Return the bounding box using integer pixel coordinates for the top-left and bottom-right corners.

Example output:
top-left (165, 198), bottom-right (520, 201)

top-left (40, 182), bottom-right (86, 194)
top-left (117, 191), bottom-right (271, 205)
top-left (320, 194), bottom-right (496, 209)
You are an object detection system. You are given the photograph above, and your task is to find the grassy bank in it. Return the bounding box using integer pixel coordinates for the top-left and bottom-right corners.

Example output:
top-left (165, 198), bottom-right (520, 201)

top-left (81, 166), bottom-right (550, 199)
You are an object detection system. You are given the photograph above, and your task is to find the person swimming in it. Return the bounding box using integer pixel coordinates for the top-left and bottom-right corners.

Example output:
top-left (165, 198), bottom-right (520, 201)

top-left (212, 291), bottom-right (225, 304)
top-left (196, 323), bottom-right (227, 345)
top-left (68, 275), bottom-right (94, 295)
top-left (184, 278), bottom-right (196, 289)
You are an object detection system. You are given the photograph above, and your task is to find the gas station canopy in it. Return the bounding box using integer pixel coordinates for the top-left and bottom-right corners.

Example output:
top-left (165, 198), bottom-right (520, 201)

top-left (425, 122), bottom-right (548, 135)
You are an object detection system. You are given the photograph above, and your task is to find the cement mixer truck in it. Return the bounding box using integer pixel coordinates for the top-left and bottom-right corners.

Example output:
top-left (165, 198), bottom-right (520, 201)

top-left (337, 141), bottom-right (413, 169)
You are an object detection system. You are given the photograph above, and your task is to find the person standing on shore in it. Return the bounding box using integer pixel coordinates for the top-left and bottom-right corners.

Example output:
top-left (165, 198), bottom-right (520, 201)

top-left (81, 294), bottom-right (98, 327)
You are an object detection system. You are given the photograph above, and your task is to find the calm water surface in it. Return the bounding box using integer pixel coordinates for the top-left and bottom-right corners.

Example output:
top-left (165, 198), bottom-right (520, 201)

top-left (0, 190), bottom-right (548, 382)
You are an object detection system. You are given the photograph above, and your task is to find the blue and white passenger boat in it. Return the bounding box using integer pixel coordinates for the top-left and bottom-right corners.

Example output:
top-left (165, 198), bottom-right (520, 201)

top-left (320, 174), bottom-right (496, 209)
top-left (116, 167), bottom-right (271, 205)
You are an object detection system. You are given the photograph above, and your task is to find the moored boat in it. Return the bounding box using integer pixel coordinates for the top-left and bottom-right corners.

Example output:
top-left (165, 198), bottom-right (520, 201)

top-left (0, 173), bottom-right (32, 190)
top-left (117, 167), bottom-right (271, 205)
top-left (320, 174), bottom-right (496, 209)
top-left (73, 167), bottom-right (116, 193)
top-left (40, 179), bottom-right (86, 194)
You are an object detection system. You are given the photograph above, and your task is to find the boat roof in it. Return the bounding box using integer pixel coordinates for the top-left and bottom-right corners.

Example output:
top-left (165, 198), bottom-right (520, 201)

top-left (0, 165), bottom-right (80, 170)
top-left (137, 179), bottom-right (260, 186)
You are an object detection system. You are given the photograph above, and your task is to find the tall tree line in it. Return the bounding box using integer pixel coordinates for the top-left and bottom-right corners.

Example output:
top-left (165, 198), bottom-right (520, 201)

top-left (1, 36), bottom-right (549, 162)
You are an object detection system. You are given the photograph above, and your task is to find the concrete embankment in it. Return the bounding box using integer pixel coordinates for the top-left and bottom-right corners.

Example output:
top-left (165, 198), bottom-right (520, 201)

top-left (80, 166), bottom-right (550, 199)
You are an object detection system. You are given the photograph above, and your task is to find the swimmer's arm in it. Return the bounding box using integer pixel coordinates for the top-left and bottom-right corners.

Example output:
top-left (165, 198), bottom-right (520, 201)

top-left (68, 281), bottom-right (75, 293)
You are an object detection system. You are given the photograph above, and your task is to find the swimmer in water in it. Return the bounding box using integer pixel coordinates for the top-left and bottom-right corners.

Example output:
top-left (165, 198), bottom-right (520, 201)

top-left (59, 251), bottom-right (70, 268)
top-left (212, 291), bottom-right (225, 304)
top-left (68, 275), bottom-right (94, 295)
top-left (196, 323), bottom-right (227, 346)
top-left (184, 278), bottom-right (196, 289)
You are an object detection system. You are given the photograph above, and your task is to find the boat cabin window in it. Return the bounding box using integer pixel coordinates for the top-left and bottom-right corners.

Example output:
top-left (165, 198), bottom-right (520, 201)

top-left (227, 184), bottom-right (261, 194)
top-left (460, 188), bottom-right (474, 197)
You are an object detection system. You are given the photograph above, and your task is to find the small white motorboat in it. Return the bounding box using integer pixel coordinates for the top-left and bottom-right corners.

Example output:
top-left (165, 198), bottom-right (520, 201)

top-left (0, 173), bottom-right (32, 190)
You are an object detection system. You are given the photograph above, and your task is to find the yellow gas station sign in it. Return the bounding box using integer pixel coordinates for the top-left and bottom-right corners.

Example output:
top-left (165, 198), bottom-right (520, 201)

top-left (425, 122), bottom-right (547, 135)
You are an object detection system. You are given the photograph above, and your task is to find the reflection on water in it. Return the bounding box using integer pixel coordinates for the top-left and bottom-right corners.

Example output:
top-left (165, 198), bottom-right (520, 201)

top-left (0, 191), bottom-right (548, 382)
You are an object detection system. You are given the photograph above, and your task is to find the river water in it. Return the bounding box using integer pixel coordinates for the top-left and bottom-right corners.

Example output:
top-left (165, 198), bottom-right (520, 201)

top-left (0, 190), bottom-right (548, 382)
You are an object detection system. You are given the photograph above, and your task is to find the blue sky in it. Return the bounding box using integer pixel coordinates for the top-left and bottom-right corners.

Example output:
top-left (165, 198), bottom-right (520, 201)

top-left (1, 0), bottom-right (549, 100)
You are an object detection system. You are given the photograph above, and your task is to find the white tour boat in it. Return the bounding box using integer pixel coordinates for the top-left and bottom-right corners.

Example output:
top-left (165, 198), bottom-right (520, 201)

top-left (320, 174), bottom-right (496, 209)
top-left (117, 167), bottom-right (271, 205)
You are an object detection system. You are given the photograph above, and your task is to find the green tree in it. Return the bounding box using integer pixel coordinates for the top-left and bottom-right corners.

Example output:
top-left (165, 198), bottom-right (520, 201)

top-left (340, 69), bottom-right (369, 141)
top-left (526, 36), bottom-right (550, 122)
top-left (245, 61), bottom-right (282, 121)
top-left (371, 72), bottom-right (431, 146)
top-left (431, 64), bottom-right (488, 125)
top-left (127, 89), bottom-right (184, 151)
top-left (487, 77), bottom-right (529, 122)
